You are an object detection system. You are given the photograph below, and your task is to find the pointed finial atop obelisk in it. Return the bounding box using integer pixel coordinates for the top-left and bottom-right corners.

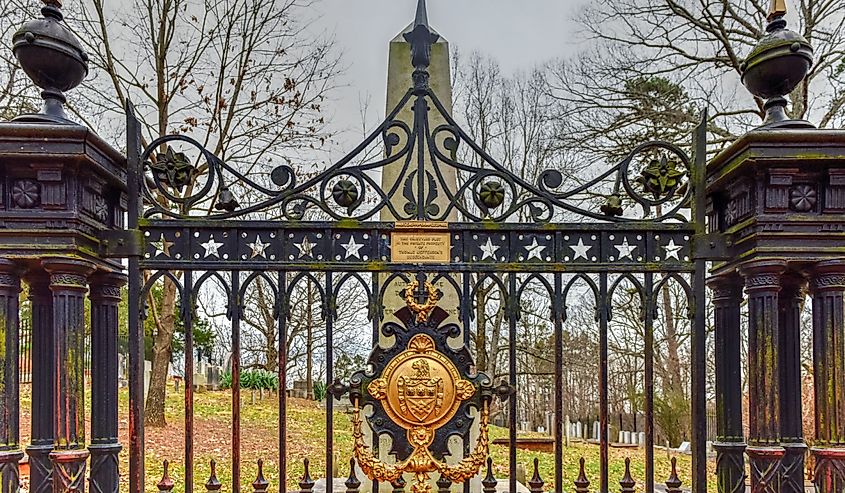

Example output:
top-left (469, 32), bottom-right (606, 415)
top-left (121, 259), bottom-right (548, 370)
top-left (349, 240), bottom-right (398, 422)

top-left (404, 0), bottom-right (439, 83)
top-left (414, 0), bottom-right (429, 29)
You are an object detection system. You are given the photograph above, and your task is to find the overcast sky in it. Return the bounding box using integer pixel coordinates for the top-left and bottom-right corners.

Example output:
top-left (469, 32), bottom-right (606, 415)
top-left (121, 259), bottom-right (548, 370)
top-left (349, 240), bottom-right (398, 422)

top-left (309, 0), bottom-right (589, 153)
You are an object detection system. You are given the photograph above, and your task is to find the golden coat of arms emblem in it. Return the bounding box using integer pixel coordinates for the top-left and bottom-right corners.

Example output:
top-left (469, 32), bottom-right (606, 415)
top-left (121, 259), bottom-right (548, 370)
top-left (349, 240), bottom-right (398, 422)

top-left (350, 281), bottom-right (491, 493)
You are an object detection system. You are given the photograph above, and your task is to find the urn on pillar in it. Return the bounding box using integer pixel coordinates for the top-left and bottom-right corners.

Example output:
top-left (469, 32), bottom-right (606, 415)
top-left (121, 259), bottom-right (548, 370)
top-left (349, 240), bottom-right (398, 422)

top-left (708, 2), bottom-right (845, 492)
top-left (2, 1), bottom-right (129, 491)
top-left (11, 0), bottom-right (88, 123)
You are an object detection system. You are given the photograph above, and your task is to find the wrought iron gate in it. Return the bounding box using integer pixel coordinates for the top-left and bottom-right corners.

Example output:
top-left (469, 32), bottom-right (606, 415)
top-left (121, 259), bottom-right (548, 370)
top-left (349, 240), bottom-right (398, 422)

top-left (125, 11), bottom-right (710, 493)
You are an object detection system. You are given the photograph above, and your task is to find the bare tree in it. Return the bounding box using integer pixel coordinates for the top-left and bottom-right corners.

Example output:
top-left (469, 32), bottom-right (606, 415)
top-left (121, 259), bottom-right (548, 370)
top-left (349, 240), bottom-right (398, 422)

top-left (238, 272), bottom-right (369, 398)
top-left (548, 0), bottom-right (845, 159)
top-left (0, 0), bottom-right (41, 120)
top-left (46, 0), bottom-right (342, 426)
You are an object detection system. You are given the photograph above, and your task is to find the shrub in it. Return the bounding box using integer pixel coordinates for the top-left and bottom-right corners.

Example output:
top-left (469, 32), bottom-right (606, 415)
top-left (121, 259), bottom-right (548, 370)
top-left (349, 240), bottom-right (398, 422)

top-left (219, 369), bottom-right (278, 391)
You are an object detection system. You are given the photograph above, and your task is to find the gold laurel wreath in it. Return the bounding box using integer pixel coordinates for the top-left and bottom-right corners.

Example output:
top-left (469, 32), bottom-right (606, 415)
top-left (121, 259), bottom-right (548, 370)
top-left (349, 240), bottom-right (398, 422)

top-left (404, 280), bottom-right (441, 323)
top-left (352, 397), bottom-right (490, 493)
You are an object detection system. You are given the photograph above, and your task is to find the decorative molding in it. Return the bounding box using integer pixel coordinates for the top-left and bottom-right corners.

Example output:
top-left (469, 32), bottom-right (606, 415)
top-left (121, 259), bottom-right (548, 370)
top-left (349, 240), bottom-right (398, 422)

top-left (89, 284), bottom-right (122, 300)
top-left (50, 450), bottom-right (89, 493)
top-left (94, 194), bottom-right (109, 222)
top-left (747, 447), bottom-right (784, 493)
top-left (714, 444), bottom-right (747, 493)
top-left (826, 169), bottom-right (845, 213)
top-left (740, 262), bottom-right (787, 291)
top-left (789, 184), bottom-right (817, 212)
top-left (0, 451), bottom-right (22, 493)
top-left (11, 179), bottom-right (40, 208)
top-left (707, 276), bottom-right (742, 300)
top-left (0, 273), bottom-right (20, 290)
top-left (811, 273), bottom-right (845, 291)
top-left (724, 177), bottom-right (753, 227)
top-left (812, 448), bottom-right (845, 493)
top-left (49, 273), bottom-right (87, 288)
top-left (745, 274), bottom-right (782, 289)
top-left (781, 444), bottom-right (807, 493)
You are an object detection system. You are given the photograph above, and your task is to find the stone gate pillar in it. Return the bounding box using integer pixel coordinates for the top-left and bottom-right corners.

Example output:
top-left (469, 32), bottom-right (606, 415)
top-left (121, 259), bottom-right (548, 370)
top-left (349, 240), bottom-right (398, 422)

top-left (25, 273), bottom-right (54, 493)
top-left (89, 272), bottom-right (127, 493)
top-left (809, 261), bottom-right (845, 493)
top-left (708, 274), bottom-right (746, 493)
top-left (2, 1), bottom-right (128, 490)
top-left (706, 2), bottom-right (845, 492)
top-left (43, 258), bottom-right (95, 492)
top-left (0, 260), bottom-right (22, 493)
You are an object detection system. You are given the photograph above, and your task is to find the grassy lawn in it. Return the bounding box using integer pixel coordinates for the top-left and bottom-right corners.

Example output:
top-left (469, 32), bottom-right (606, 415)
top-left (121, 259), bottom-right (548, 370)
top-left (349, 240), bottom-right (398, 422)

top-left (17, 381), bottom-right (715, 491)
top-left (111, 381), bottom-right (714, 492)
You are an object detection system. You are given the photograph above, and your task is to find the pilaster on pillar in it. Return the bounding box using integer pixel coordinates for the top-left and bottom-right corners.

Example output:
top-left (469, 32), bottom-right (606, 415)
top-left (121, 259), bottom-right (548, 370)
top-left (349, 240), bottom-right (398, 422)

top-left (740, 260), bottom-right (787, 493)
top-left (24, 273), bottom-right (53, 493)
top-left (779, 274), bottom-right (808, 493)
top-left (809, 260), bottom-right (845, 493)
top-left (88, 272), bottom-right (126, 493)
top-left (42, 258), bottom-right (95, 493)
top-left (707, 274), bottom-right (747, 493)
top-left (0, 260), bottom-right (23, 493)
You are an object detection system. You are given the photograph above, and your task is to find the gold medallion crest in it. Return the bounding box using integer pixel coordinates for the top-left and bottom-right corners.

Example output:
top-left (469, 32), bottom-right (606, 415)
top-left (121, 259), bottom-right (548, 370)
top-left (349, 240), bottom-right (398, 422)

top-left (368, 334), bottom-right (472, 431)
top-left (354, 335), bottom-right (490, 493)
top-left (351, 282), bottom-right (491, 493)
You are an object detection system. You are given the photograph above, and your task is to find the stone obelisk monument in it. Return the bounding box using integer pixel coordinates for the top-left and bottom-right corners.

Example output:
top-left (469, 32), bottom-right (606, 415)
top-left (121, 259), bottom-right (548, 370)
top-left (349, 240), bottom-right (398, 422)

top-left (381, 0), bottom-right (457, 222)
top-left (369, 2), bottom-right (479, 492)
top-left (379, 0), bottom-right (460, 334)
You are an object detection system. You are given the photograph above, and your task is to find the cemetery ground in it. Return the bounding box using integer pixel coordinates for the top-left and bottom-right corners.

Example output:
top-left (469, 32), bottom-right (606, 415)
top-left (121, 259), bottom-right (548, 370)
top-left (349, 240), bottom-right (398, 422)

top-left (16, 382), bottom-right (716, 492)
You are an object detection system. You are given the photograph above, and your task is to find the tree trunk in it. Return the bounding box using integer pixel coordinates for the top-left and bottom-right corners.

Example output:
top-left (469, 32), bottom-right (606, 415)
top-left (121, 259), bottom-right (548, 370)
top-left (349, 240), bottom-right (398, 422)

top-left (475, 280), bottom-right (490, 372)
top-left (145, 276), bottom-right (177, 427)
top-left (256, 281), bottom-right (277, 371)
top-left (661, 284), bottom-right (683, 391)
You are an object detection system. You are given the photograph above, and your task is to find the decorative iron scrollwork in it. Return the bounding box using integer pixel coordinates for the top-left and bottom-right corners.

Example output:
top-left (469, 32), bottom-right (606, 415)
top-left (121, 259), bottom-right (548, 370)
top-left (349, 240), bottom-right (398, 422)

top-left (147, 146), bottom-right (195, 192)
top-left (136, 80), bottom-right (694, 223)
top-left (348, 279), bottom-right (493, 493)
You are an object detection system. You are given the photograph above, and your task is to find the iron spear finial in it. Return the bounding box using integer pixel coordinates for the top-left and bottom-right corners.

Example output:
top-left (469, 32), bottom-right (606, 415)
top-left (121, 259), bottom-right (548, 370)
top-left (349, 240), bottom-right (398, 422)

top-left (414, 0), bottom-right (429, 29)
top-left (403, 0), bottom-right (439, 92)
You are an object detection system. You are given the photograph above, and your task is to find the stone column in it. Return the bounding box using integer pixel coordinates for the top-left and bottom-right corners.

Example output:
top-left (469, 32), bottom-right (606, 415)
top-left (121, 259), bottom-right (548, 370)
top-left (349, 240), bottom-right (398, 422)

top-left (0, 260), bottom-right (22, 493)
top-left (708, 274), bottom-right (746, 493)
top-left (778, 274), bottom-right (808, 493)
top-left (88, 272), bottom-right (126, 493)
top-left (740, 260), bottom-right (787, 493)
top-left (809, 260), bottom-right (845, 493)
top-left (43, 258), bottom-right (94, 493)
top-left (25, 272), bottom-right (54, 493)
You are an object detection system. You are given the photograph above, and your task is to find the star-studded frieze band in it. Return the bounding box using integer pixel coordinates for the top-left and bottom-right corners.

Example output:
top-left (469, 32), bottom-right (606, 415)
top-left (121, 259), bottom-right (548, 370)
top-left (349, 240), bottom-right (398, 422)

top-left (141, 224), bottom-right (694, 271)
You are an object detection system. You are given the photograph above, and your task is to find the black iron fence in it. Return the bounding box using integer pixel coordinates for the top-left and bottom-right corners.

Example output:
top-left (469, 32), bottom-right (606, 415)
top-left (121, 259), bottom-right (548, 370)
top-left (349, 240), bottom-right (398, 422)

top-left (18, 319), bottom-right (30, 384)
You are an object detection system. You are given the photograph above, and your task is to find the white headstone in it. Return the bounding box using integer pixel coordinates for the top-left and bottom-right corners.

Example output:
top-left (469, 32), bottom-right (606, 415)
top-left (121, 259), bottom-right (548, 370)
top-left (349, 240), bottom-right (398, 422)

top-left (143, 360), bottom-right (152, 399)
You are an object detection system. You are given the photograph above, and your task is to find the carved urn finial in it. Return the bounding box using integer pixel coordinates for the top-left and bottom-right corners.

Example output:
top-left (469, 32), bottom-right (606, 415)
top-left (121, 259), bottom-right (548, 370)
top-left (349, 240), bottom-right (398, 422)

top-left (740, 0), bottom-right (813, 128)
top-left (11, 0), bottom-right (89, 123)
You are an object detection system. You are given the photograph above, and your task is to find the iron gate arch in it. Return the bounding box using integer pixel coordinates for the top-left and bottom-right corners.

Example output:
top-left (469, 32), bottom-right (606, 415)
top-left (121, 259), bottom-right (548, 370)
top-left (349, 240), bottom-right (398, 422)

top-left (125, 9), bottom-right (710, 493)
